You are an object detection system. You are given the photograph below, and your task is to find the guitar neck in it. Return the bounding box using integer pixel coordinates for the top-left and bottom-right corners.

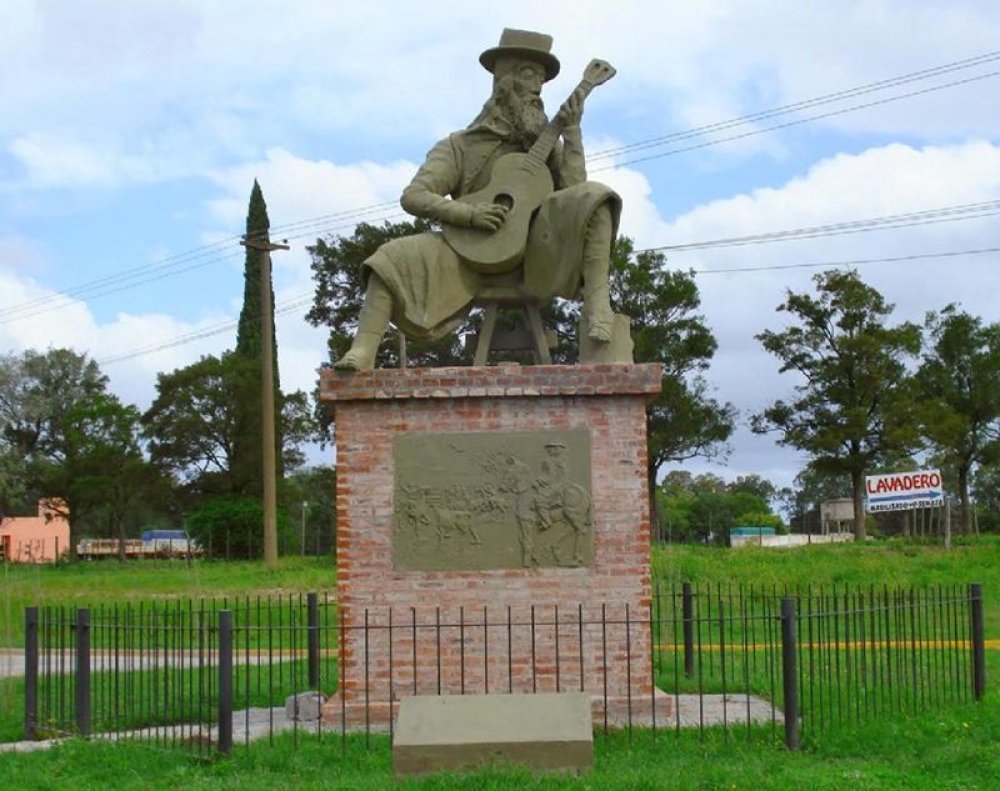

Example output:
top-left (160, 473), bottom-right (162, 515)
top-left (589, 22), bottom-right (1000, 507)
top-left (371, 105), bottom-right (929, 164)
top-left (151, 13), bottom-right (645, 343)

top-left (524, 78), bottom-right (596, 171)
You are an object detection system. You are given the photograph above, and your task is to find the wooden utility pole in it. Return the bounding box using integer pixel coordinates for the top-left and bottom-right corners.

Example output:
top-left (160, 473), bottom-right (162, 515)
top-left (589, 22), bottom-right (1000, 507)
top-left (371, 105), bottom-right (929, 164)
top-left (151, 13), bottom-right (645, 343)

top-left (240, 234), bottom-right (288, 569)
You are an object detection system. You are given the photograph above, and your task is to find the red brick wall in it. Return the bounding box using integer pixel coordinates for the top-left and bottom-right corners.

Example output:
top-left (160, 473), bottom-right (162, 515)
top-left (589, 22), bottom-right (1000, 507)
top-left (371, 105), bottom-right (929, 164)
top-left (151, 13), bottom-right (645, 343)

top-left (321, 364), bottom-right (661, 709)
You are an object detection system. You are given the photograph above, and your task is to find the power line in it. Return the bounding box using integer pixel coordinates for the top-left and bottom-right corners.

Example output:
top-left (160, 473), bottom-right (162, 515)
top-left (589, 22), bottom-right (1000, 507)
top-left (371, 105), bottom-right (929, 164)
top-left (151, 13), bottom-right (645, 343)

top-left (98, 244), bottom-right (1000, 367)
top-left (0, 209), bottom-right (409, 325)
top-left (23, 196), bottom-right (1000, 363)
top-left (97, 293), bottom-right (314, 366)
top-left (9, 186), bottom-right (997, 326)
top-left (587, 50), bottom-right (1000, 162)
top-left (642, 200), bottom-right (1000, 253)
top-left (0, 202), bottom-right (402, 325)
top-left (4, 49), bottom-right (997, 321)
top-left (688, 246), bottom-right (1000, 275)
top-left (593, 68), bottom-right (1000, 172)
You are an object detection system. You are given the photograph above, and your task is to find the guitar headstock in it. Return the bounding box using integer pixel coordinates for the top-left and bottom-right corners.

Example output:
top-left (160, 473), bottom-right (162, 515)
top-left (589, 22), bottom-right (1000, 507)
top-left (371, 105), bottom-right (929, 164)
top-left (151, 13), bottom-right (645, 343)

top-left (582, 59), bottom-right (616, 87)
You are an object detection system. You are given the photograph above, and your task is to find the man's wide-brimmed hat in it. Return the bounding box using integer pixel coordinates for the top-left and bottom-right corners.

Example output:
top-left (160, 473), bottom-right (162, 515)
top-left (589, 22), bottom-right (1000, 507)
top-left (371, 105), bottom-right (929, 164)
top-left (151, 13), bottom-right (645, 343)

top-left (479, 28), bottom-right (560, 82)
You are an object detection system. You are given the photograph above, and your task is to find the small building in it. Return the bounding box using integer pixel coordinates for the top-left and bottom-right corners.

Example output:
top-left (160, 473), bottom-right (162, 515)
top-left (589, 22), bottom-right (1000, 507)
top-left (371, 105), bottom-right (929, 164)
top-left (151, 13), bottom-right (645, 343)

top-left (0, 499), bottom-right (70, 563)
top-left (819, 498), bottom-right (855, 535)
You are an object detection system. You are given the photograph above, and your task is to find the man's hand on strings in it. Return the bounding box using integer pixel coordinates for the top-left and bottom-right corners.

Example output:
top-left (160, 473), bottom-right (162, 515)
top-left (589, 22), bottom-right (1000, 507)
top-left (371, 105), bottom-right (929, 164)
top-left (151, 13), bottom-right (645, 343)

top-left (469, 201), bottom-right (510, 231)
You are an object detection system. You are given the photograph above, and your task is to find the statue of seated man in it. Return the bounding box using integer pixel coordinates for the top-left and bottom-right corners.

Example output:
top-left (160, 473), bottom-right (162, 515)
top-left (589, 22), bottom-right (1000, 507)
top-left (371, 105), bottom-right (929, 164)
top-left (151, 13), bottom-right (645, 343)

top-left (335, 28), bottom-right (622, 370)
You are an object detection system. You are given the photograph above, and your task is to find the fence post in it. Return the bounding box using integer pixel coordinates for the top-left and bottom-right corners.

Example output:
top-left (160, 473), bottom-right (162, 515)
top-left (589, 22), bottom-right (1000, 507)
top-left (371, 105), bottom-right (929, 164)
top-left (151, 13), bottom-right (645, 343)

top-left (24, 607), bottom-right (39, 740)
top-left (75, 608), bottom-right (91, 737)
top-left (218, 610), bottom-right (233, 755)
top-left (308, 593), bottom-right (320, 689)
top-left (780, 597), bottom-right (800, 750)
top-left (969, 583), bottom-right (986, 702)
top-left (682, 582), bottom-right (694, 678)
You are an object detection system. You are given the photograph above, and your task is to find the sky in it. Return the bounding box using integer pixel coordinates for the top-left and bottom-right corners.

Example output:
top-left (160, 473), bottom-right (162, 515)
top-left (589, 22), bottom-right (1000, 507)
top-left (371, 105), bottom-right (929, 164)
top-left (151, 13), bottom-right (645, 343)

top-left (2, 0), bottom-right (1000, 493)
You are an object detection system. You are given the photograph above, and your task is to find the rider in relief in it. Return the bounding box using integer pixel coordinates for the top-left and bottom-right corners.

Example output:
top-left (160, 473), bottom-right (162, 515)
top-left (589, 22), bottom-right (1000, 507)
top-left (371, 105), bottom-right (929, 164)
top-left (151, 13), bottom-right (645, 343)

top-left (335, 28), bottom-right (622, 370)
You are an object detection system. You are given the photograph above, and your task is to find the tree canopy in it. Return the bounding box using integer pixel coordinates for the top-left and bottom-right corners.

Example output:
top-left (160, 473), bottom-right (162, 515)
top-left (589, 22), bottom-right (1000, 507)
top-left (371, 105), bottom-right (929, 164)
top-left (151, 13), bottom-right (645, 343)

top-left (753, 269), bottom-right (921, 539)
top-left (657, 471), bottom-right (783, 543)
top-left (607, 238), bottom-right (735, 525)
top-left (141, 351), bottom-right (314, 505)
top-left (915, 305), bottom-right (1000, 533)
top-left (0, 348), bottom-right (152, 557)
top-left (233, 179), bottom-right (283, 497)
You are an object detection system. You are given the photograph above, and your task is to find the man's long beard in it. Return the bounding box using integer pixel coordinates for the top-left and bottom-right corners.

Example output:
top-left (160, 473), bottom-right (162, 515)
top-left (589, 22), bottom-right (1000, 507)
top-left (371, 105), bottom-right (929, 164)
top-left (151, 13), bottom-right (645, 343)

top-left (498, 91), bottom-right (549, 150)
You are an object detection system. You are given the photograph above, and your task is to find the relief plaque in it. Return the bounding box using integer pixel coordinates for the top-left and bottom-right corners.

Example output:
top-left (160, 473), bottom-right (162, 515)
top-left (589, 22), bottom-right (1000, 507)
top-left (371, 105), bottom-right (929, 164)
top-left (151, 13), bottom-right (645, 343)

top-left (393, 430), bottom-right (594, 571)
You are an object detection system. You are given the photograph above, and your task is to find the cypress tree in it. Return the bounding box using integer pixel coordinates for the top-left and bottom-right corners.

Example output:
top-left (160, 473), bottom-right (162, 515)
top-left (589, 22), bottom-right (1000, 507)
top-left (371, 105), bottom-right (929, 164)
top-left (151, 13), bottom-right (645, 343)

top-left (233, 180), bottom-right (283, 496)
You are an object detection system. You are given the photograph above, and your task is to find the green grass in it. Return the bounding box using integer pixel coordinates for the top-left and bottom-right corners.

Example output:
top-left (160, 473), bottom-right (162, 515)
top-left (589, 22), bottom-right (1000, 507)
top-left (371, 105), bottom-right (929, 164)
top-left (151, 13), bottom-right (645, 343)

top-left (1, 556), bottom-right (336, 646)
top-left (1, 687), bottom-right (998, 790)
top-left (2, 539), bottom-right (998, 787)
top-left (652, 536), bottom-right (1000, 632)
top-left (3, 555), bottom-right (334, 603)
top-left (0, 676), bottom-right (24, 743)
top-left (653, 535), bottom-right (1000, 589)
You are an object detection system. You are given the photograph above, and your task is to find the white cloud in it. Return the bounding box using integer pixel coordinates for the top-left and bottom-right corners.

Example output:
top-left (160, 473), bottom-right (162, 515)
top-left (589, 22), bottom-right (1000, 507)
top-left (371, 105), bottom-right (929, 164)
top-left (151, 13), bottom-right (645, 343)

top-left (0, 234), bottom-right (49, 275)
top-left (0, 275), bottom-right (229, 409)
top-left (205, 148), bottom-right (416, 232)
top-left (652, 140), bottom-right (1000, 487)
top-left (8, 134), bottom-right (127, 190)
top-left (3, 2), bottom-right (1000, 490)
top-left (5, 1), bottom-right (998, 198)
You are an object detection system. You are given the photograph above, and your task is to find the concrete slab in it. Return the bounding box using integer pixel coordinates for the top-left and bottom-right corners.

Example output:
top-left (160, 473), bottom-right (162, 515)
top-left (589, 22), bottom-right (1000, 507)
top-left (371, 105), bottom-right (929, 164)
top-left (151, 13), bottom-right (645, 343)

top-left (393, 693), bottom-right (593, 776)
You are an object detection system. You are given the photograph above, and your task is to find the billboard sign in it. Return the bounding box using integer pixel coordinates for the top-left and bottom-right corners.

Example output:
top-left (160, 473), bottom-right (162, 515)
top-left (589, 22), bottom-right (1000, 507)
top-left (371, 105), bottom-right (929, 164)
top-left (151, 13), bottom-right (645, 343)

top-left (865, 470), bottom-right (943, 513)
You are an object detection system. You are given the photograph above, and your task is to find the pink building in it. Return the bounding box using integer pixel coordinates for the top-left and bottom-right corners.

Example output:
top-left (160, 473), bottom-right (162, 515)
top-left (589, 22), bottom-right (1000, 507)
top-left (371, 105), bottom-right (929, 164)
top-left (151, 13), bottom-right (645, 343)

top-left (0, 499), bottom-right (70, 563)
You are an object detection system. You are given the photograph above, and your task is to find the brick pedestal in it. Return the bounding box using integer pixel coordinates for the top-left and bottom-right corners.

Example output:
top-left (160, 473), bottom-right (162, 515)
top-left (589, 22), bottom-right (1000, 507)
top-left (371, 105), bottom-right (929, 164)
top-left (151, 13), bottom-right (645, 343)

top-left (319, 363), bottom-right (669, 728)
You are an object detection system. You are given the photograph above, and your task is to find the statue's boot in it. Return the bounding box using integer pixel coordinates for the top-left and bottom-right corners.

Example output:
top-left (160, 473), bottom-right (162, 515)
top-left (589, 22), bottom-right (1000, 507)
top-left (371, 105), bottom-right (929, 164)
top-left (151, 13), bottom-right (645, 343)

top-left (333, 276), bottom-right (392, 371)
top-left (582, 203), bottom-right (615, 343)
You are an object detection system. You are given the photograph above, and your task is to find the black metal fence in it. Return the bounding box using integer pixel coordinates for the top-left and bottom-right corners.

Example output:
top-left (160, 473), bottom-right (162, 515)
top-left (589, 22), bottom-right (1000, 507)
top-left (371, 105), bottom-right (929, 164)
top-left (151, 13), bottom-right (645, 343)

top-left (23, 594), bottom-right (339, 757)
top-left (22, 583), bottom-right (987, 756)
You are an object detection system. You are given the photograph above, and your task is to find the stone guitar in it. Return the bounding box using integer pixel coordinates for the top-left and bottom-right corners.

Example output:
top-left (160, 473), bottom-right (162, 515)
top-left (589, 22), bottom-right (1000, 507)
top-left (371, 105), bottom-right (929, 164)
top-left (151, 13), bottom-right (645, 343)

top-left (443, 58), bottom-right (617, 274)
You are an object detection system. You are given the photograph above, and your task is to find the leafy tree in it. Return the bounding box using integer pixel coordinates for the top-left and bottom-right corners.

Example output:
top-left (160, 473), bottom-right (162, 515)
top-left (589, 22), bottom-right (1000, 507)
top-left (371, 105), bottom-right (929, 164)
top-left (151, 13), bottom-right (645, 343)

top-left (656, 490), bottom-right (692, 542)
top-left (0, 439), bottom-right (26, 518)
top-left (726, 490), bottom-right (771, 520)
top-left (733, 510), bottom-right (784, 532)
top-left (673, 488), bottom-right (773, 544)
top-left (233, 180), bottom-right (284, 497)
top-left (780, 463), bottom-right (854, 534)
top-left (44, 393), bottom-right (155, 559)
top-left (283, 465), bottom-right (337, 556)
top-left (606, 239), bottom-right (735, 528)
top-left (609, 239), bottom-right (736, 453)
top-left (752, 269), bottom-right (921, 539)
top-left (0, 348), bottom-right (107, 461)
top-left (689, 473), bottom-right (730, 496)
top-left (686, 490), bottom-right (734, 544)
top-left (727, 474), bottom-right (778, 506)
top-left (657, 472), bottom-right (781, 543)
top-left (659, 471), bottom-right (695, 496)
top-left (143, 353), bottom-right (241, 496)
top-left (0, 349), bottom-right (148, 558)
top-left (971, 464), bottom-right (1000, 533)
top-left (142, 352), bottom-right (315, 505)
top-left (186, 495), bottom-right (295, 560)
top-left (915, 305), bottom-right (1000, 534)
top-left (80, 431), bottom-right (176, 560)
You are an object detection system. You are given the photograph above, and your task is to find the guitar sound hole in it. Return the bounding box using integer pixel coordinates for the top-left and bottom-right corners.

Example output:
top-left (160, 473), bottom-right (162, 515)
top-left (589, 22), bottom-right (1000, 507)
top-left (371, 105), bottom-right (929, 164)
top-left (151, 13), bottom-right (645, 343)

top-left (493, 193), bottom-right (514, 210)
